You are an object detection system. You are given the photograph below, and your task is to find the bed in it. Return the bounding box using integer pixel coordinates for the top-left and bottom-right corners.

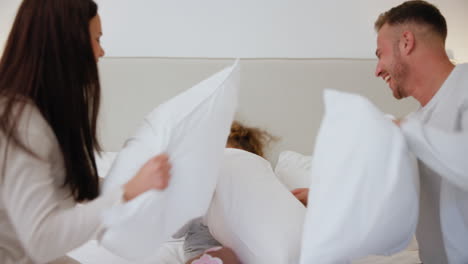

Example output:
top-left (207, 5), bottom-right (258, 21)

top-left (68, 239), bottom-right (185, 264)
top-left (65, 58), bottom-right (421, 264)
top-left (68, 241), bottom-right (421, 264)
top-left (66, 148), bottom-right (421, 264)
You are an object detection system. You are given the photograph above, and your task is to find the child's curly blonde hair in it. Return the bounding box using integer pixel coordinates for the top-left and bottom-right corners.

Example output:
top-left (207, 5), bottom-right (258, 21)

top-left (226, 121), bottom-right (273, 158)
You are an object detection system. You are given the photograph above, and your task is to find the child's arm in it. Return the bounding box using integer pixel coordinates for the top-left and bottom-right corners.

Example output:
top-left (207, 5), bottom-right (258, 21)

top-left (186, 247), bottom-right (240, 264)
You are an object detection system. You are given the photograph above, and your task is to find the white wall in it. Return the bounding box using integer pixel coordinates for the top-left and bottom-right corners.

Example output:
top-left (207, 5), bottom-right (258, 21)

top-left (0, 0), bottom-right (20, 56)
top-left (97, 0), bottom-right (468, 60)
top-left (97, 58), bottom-right (418, 163)
top-left (1, 0), bottom-right (467, 60)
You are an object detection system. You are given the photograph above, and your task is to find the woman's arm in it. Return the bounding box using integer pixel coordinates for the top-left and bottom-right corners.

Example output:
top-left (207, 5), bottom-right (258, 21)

top-left (1, 106), bottom-right (171, 263)
top-left (1, 124), bottom-right (123, 262)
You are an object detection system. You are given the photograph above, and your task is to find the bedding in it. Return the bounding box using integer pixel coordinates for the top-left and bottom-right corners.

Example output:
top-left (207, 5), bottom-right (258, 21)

top-left (95, 151), bottom-right (118, 178)
top-left (63, 58), bottom-right (425, 264)
top-left (67, 239), bottom-right (185, 264)
top-left (353, 250), bottom-right (420, 264)
top-left (274, 150), bottom-right (312, 190)
top-left (300, 90), bottom-right (419, 263)
top-left (99, 60), bottom-right (239, 261)
top-left (67, 239), bottom-right (420, 264)
top-left (68, 152), bottom-right (186, 264)
top-left (205, 148), bottom-right (306, 264)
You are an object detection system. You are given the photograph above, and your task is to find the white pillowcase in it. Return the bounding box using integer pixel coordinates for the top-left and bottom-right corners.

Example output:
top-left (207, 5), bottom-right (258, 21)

top-left (401, 118), bottom-right (468, 191)
top-left (274, 150), bottom-right (312, 190)
top-left (95, 151), bottom-right (118, 178)
top-left (300, 90), bottom-right (419, 263)
top-left (205, 148), bottom-right (306, 264)
top-left (100, 61), bottom-right (240, 261)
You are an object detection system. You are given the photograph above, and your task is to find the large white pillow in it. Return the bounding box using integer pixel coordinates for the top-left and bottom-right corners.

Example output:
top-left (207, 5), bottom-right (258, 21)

top-left (300, 90), bottom-right (419, 263)
top-left (274, 150), bottom-right (312, 190)
top-left (95, 151), bottom-right (118, 178)
top-left (205, 148), bottom-right (306, 264)
top-left (100, 61), bottom-right (240, 261)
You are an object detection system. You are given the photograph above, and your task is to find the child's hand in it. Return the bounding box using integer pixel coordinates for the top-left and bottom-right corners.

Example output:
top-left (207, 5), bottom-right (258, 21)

top-left (188, 247), bottom-right (240, 264)
top-left (291, 188), bottom-right (309, 207)
top-left (123, 154), bottom-right (171, 201)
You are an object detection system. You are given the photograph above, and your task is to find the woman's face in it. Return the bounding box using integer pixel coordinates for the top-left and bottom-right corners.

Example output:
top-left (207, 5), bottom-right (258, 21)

top-left (89, 15), bottom-right (105, 61)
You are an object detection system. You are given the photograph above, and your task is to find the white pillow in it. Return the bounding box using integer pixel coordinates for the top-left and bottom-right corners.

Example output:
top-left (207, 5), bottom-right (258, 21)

top-left (401, 118), bottom-right (468, 191)
top-left (274, 150), bottom-right (312, 190)
top-left (100, 61), bottom-right (240, 261)
top-left (95, 151), bottom-right (118, 178)
top-left (205, 148), bottom-right (306, 264)
top-left (300, 90), bottom-right (419, 263)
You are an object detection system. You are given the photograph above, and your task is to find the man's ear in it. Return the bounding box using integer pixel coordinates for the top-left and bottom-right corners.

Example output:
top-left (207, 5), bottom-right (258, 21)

top-left (400, 30), bottom-right (415, 56)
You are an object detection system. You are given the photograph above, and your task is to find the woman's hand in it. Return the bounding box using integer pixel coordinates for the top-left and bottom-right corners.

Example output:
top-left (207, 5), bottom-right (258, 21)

top-left (123, 154), bottom-right (172, 201)
top-left (291, 188), bottom-right (309, 206)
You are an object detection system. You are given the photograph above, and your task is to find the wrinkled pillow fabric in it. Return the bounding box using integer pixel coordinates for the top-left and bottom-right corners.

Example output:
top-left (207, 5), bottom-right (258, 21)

top-left (300, 90), bottom-right (419, 264)
top-left (274, 150), bottom-right (312, 190)
top-left (401, 118), bottom-right (468, 191)
top-left (100, 61), bottom-right (240, 261)
top-left (95, 151), bottom-right (118, 178)
top-left (206, 148), bottom-right (306, 264)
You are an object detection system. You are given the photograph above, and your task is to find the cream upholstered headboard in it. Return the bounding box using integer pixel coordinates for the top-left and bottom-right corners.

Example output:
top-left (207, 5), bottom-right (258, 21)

top-left (97, 58), bottom-right (418, 164)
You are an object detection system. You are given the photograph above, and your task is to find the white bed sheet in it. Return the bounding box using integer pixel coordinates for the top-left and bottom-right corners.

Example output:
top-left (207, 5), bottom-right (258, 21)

top-left (85, 150), bottom-right (420, 264)
top-left (354, 250), bottom-right (421, 264)
top-left (67, 239), bottom-right (185, 264)
top-left (354, 238), bottom-right (421, 264)
top-left (67, 239), bottom-right (420, 264)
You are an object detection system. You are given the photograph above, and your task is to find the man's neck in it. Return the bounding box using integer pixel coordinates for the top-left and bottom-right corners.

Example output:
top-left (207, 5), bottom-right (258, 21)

top-left (410, 56), bottom-right (455, 107)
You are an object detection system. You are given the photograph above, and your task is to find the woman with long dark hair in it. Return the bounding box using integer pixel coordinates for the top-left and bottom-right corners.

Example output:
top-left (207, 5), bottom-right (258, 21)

top-left (0, 0), bottom-right (171, 263)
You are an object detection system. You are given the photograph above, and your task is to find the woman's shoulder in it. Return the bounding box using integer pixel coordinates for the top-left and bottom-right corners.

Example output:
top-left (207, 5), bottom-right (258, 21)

top-left (19, 103), bottom-right (53, 135)
top-left (1, 99), bottom-right (57, 157)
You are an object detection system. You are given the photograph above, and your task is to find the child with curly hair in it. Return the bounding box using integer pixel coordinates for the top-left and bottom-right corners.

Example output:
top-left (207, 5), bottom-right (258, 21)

top-left (173, 121), bottom-right (273, 264)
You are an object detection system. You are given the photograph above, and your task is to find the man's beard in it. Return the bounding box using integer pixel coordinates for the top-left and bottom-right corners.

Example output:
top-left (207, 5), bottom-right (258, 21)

top-left (391, 46), bottom-right (409, 99)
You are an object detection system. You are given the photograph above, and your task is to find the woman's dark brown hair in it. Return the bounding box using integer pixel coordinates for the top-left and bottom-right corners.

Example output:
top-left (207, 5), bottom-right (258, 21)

top-left (227, 121), bottom-right (273, 158)
top-left (0, 0), bottom-right (101, 201)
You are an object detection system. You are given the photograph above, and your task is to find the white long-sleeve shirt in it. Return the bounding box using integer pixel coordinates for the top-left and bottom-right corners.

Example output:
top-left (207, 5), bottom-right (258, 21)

top-left (0, 103), bottom-right (123, 264)
top-left (401, 63), bottom-right (468, 264)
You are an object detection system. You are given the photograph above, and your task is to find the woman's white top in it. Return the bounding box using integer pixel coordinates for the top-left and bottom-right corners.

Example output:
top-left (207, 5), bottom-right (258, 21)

top-left (0, 103), bottom-right (123, 264)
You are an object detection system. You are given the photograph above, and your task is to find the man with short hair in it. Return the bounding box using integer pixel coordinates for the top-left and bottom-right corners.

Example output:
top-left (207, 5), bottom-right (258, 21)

top-left (374, 1), bottom-right (468, 263)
